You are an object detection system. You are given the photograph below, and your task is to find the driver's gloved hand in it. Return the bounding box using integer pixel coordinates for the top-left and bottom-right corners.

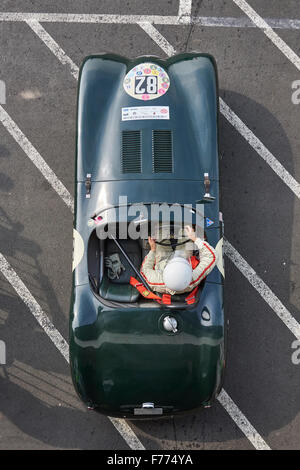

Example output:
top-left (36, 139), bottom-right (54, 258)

top-left (105, 253), bottom-right (125, 280)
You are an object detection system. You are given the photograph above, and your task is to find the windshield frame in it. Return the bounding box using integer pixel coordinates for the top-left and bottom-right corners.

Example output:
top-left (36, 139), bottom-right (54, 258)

top-left (91, 202), bottom-right (206, 221)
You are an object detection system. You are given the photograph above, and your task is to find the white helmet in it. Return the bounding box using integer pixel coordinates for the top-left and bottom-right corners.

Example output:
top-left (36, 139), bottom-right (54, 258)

top-left (163, 256), bottom-right (193, 292)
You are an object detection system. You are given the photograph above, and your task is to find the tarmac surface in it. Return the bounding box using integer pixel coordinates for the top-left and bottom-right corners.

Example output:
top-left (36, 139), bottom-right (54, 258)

top-left (0, 0), bottom-right (299, 450)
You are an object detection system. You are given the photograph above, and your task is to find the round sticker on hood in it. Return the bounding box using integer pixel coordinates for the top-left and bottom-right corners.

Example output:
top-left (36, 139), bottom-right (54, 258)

top-left (123, 62), bottom-right (170, 101)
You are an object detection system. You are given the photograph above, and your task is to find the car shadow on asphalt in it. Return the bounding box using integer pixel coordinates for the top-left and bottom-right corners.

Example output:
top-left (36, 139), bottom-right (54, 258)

top-left (0, 372), bottom-right (129, 449)
top-left (0, 199), bottom-right (68, 334)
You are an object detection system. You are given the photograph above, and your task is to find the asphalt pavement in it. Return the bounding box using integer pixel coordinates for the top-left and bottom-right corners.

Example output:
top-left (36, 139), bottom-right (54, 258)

top-left (0, 0), bottom-right (299, 450)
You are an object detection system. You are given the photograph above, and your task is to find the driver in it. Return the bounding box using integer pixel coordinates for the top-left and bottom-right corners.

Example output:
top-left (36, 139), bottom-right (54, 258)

top-left (140, 225), bottom-right (216, 295)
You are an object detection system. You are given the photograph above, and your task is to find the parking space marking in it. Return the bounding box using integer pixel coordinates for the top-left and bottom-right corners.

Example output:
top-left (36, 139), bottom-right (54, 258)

top-left (191, 17), bottom-right (300, 30)
top-left (0, 12), bottom-right (180, 24)
top-left (220, 99), bottom-right (300, 199)
top-left (225, 240), bottom-right (300, 341)
top-left (0, 105), bottom-right (74, 212)
top-left (233, 0), bottom-right (300, 71)
top-left (26, 20), bottom-right (79, 79)
top-left (178, 0), bottom-right (192, 18)
top-left (0, 12), bottom-right (299, 29)
top-left (0, 252), bottom-right (69, 362)
top-left (217, 390), bottom-right (271, 450)
top-left (0, 251), bottom-right (145, 450)
top-left (138, 22), bottom-right (176, 56)
top-left (108, 419), bottom-right (145, 450)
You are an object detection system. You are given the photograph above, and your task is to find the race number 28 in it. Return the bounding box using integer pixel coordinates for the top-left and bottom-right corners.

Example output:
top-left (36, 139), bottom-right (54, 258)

top-left (135, 76), bottom-right (158, 95)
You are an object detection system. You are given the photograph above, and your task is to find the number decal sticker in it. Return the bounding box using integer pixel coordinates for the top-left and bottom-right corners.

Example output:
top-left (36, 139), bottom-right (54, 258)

top-left (123, 62), bottom-right (170, 101)
top-left (134, 76), bottom-right (158, 95)
top-left (134, 76), bottom-right (146, 94)
top-left (146, 76), bottom-right (158, 94)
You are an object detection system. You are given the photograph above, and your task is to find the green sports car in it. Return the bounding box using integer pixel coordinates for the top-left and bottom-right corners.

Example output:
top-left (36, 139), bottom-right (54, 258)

top-left (70, 52), bottom-right (225, 418)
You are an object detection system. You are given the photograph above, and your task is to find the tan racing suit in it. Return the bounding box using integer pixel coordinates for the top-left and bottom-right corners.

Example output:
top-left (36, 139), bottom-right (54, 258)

top-left (140, 238), bottom-right (217, 295)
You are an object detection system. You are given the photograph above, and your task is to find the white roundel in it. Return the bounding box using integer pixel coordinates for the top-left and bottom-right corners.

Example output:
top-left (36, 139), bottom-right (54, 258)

top-left (123, 62), bottom-right (170, 101)
top-left (72, 229), bottom-right (84, 272)
top-left (215, 238), bottom-right (225, 278)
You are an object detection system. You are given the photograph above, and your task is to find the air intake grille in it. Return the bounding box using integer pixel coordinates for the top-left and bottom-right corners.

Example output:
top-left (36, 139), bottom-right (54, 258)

top-left (121, 130), bottom-right (142, 173)
top-left (152, 130), bottom-right (173, 173)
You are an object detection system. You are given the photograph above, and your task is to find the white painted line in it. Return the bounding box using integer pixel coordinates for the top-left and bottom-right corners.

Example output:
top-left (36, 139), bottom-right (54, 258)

top-left (220, 99), bottom-right (300, 199)
top-left (109, 418), bottom-right (145, 450)
top-left (232, 0), bottom-right (300, 71)
top-left (0, 252), bottom-right (69, 362)
top-left (0, 12), bottom-right (181, 25)
top-left (192, 16), bottom-right (300, 30)
top-left (217, 390), bottom-right (270, 450)
top-left (178, 0), bottom-right (192, 17)
top-left (0, 104), bottom-right (74, 212)
top-left (138, 22), bottom-right (176, 56)
top-left (0, 12), bottom-right (299, 29)
top-left (224, 239), bottom-right (300, 341)
top-left (0, 250), bottom-right (145, 450)
top-left (26, 20), bottom-right (79, 79)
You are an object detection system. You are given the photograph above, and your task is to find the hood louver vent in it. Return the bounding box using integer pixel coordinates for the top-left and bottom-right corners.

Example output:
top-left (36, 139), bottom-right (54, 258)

top-left (152, 130), bottom-right (173, 173)
top-left (121, 130), bottom-right (142, 173)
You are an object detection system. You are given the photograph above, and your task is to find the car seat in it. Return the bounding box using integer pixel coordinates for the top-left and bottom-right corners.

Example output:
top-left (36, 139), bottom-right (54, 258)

top-left (99, 239), bottom-right (142, 303)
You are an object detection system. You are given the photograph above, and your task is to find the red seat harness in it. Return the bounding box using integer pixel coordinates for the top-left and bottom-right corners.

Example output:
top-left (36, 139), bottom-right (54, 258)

top-left (130, 255), bottom-right (200, 306)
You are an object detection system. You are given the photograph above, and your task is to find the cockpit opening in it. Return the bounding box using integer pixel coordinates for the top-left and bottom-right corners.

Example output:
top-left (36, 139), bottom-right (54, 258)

top-left (87, 220), bottom-right (206, 309)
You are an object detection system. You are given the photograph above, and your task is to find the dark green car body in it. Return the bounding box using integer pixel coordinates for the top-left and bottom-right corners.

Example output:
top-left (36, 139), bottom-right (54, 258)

top-left (70, 52), bottom-right (225, 418)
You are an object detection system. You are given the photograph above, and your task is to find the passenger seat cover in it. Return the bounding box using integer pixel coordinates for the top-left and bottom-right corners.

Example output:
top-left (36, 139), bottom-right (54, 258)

top-left (99, 277), bottom-right (139, 303)
top-left (99, 239), bottom-right (142, 302)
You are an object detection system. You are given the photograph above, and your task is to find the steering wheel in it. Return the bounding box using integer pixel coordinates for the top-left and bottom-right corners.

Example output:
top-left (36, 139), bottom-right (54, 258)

top-left (155, 237), bottom-right (191, 247)
top-left (154, 223), bottom-right (192, 247)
